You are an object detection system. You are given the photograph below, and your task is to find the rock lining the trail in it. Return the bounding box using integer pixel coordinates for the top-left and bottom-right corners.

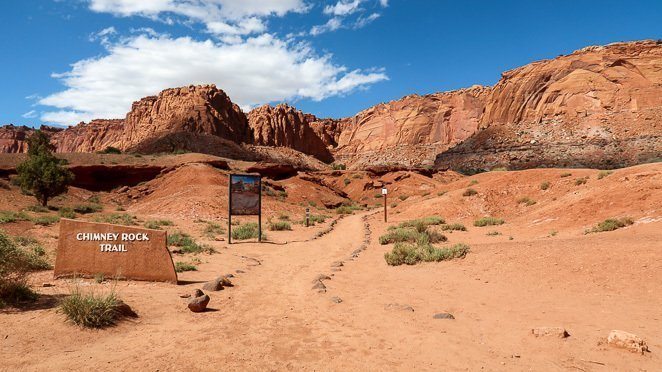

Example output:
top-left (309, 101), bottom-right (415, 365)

top-left (433, 312), bottom-right (455, 320)
top-left (607, 330), bottom-right (649, 354)
top-left (531, 327), bottom-right (570, 338)
top-left (188, 289), bottom-right (210, 312)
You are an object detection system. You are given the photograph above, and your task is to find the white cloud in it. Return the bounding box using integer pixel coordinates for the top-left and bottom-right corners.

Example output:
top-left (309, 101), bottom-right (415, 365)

top-left (354, 12), bottom-right (380, 28)
top-left (379, 0), bottom-right (388, 7)
top-left (21, 110), bottom-right (38, 119)
top-left (310, 17), bottom-right (343, 36)
top-left (39, 33), bottom-right (387, 125)
top-left (324, 0), bottom-right (362, 16)
top-left (87, 0), bottom-right (308, 37)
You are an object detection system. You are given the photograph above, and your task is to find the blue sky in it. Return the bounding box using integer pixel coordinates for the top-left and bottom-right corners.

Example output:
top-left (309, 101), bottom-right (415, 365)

top-left (1, 0), bottom-right (660, 127)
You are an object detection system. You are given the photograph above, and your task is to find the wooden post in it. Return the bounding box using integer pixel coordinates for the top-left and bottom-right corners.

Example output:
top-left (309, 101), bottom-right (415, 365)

top-left (228, 175), bottom-right (232, 244)
top-left (258, 177), bottom-right (262, 243)
top-left (382, 187), bottom-right (388, 223)
top-left (305, 207), bottom-right (310, 227)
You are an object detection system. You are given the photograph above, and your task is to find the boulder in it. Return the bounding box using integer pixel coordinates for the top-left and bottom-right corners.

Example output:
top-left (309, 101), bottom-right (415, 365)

top-left (607, 330), bottom-right (649, 354)
top-left (531, 327), bottom-right (570, 338)
top-left (188, 291), bottom-right (210, 313)
top-left (433, 312), bottom-right (455, 320)
top-left (202, 276), bottom-right (233, 291)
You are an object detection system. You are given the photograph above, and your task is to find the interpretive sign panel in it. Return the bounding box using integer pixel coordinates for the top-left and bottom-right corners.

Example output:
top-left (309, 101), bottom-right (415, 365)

top-left (229, 174), bottom-right (261, 215)
top-left (54, 219), bottom-right (177, 283)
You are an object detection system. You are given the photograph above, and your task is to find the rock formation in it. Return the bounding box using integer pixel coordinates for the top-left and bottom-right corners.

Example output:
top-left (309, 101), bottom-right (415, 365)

top-left (1, 40), bottom-right (660, 171)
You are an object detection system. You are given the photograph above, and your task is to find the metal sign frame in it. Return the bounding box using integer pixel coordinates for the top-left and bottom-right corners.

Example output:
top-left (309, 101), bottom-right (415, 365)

top-left (228, 173), bottom-right (262, 244)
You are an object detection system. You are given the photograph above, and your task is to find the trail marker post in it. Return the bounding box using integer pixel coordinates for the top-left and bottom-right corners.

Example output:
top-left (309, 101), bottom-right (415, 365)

top-left (305, 207), bottom-right (310, 227)
top-left (382, 187), bottom-right (388, 223)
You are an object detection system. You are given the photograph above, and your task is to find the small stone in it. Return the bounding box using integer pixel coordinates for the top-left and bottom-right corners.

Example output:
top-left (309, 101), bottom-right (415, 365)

top-left (115, 301), bottom-right (138, 318)
top-left (330, 261), bottom-right (344, 268)
top-left (179, 294), bottom-right (191, 298)
top-left (331, 296), bottom-right (342, 303)
top-left (236, 269), bottom-right (245, 273)
top-left (607, 330), bottom-right (649, 354)
top-left (531, 327), bottom-right (569, 338)
top-left (193, 289), bottom-right (204, 297)
top-left (188, 294), bottom-right (210, 313)
top-left (433, 312), bottom-right (455, 320)
top-left (202, 276), bottom-right (233, 291)
top-left (384, 303), bottom-right (414, 312)
top-left (312, 274), bottom-right (331, 283)
top-left (42, 283), bottom-right (55, 287)
top-left (312, 281), bottom-right (327, 293)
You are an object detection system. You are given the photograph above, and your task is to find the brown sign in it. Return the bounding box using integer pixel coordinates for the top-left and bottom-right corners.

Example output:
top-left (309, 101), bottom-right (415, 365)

top-left (54, 219), bottom-right (177, 283)
top-left (229, 174), bottom-right (261, 215)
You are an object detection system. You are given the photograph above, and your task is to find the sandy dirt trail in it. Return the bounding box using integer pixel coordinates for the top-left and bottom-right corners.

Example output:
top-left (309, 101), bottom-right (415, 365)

top-left (2, 210), bottom-right (661, 371)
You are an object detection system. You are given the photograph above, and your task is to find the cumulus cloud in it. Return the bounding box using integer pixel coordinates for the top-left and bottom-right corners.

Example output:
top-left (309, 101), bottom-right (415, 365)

top-left (311, 0), bottom-right (384, 36)
top-left (39, 33), bottom-right (387, 125)
top-left (323, 0), bottom-right (362, 16)
top-left (87, 0), bottom-right (308, 37)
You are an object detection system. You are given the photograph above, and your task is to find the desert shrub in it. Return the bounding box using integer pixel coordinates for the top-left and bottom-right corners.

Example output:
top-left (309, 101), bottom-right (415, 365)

top-left (231, 222), bottom-right (266, 240)
top-left (396, 216), bottom-right (445, 232)
top-left (474, 217), bottom-right (505, 227)
top-left (597, 170), bottom-right (613, 180)
top-left (202, 222), bottom-right (225, 239)
top-left (278, 213), bottom-right (290, 221)
top-left (586, 217), bottom-right (634, 233)
top-left (384, 242), bottom-right (469, 266)
top-left (12, 236), bottom-right (50, 270)
top-left (0, 211), bottom-right (30, 224)
top-left (398, 195), bottom-right (409, 201)
top-left (437, 191), bottom-right (447, 196)
top-left (422, 229), bottom-right (447, 244)
top-left (269, 221), bottom-right (292, 231)
top-left (575, 177), bottom-right (588, 185)
top-left (486, 231), bottom-right (501, 236)
top-left (94, 273), bottom-right (105, 283)
top-left (336, 205), bottom-right (362, 215)
top-left (25, 205), bottom-right (49, 213)
top-left (167, 231), bottom-right (212, 254)
top-left (98, 146), bottom-right (122, 154)
top-left (73, 203), bottom-right (103, 214)
top-left (343, 178), bottom-right (351, 186)
top-left (331, 163), bottom-right (346, 171)
top-left (94, 213), bottom-right (136, 226)
top-left (15, 130), bottom-right (74, 207)
top-left (469, 179), bottom-right (479, 186)
top-left (174, 262), bottom-right (197, 272)
top-left (87, 194), bottom-right (101, 204)
top-left (115, 205), bottom-right (126, 211)
top-left (560, 172), bottom-right (572, 178)
top-left (440, 223), bottom-right (467, 231)
top-left (548, 230), bottom-right (558, 237)
top-left (351, 174), bottom-right (362, 179)
top-left (379, 227), bottom-right (421, 245)
top-left (59, 287), bottom-right (126, 328)
top-left (0, 232), bottom-right (42, 305)
top-left (517, 197), bottom-right (537, 206)
top-left (31, 215), bottom-right (60, 226)
top-left (390, 203), bottom-right (397, 208)
top-left (306, 214), bottom-right (328, 225)
top-left (422, 192), bottom-right (431, 197)
top-left (144, 219), bottom-right (174, 230)
top-left (277, 191), bottom-right (288, 199)
top-left (540, 181), bottom-right (550, 190)
top-left (463, 188), bottom-right (478, 197)
top-left (58, 207), bottom-right (76, 219)
top-left (374, 193), bottom-right (383, 199)
top-left (308, 201), bottom-right (317, 207)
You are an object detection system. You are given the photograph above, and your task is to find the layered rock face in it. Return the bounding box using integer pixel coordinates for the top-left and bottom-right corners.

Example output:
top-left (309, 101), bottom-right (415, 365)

top-left (121, 85), bottom-right (250, 151)
top-left (247, 104), bottom-right (334, 162)
top-left (436, 40), bottom-right (662, 171)
top-left (333, 86), bottom-right (489, 168)
top-left (0, 125), bottom-right (34, 153)
top-left (53, 120), bottom-right (124, 153)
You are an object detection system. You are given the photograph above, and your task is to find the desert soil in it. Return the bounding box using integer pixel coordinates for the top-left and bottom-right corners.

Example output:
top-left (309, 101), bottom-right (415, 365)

top-left (1, 163), bottom-right (661, 371)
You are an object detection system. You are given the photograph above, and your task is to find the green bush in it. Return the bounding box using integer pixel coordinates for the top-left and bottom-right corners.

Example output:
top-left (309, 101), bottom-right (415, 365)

top-left (540, 181), bottom-right (550, 190)
top-left (0, 232), bottom-right (41, 305)
top-left (269, 221), bottom-right (292, 231)
top-left (469, 180), bottom-right (479, 186)
top-left (374, 193), bottom-right (383, 199)
top-left (167, 232), bottom-right (208, 253)
top-left (474, 217), bottom-right (505, 227)
top-left (517, 197), bottom-right (537, 206)
top-left (202, 222), bottom-right (225, 239)
top-left (398, 195), bottom-right (409, 201)
top-left (305, 214), bottom-right (329, 225)
top-left (586, 217), bottom-right (634, 233)
top-left (98, 146), bottom-right (122, 154)
top-left (25, 205), bottom-right (49, 213)
top-left (144, 219), bottom-right (174, 230)
top-left (331, 163), bottom-right (346, 171)
top-left (278, 213), bottom-right (290, 221)
top-left (440, 223), bottom-right (467, 231)
top-left (0, 211), bottom-right (30, 224)
top-left (597, 170), bottom-right (613, 180)
top-left (174, 262), bottom-right (197, 272)
top-left (31, 215), bottom-right (60, 226)
top-left (336, 205), bottom-right (362, 215)
top-left (379, 227), bottom-right (421, 245)
top-left (94, 213), bottom-right (136, 226)
top-left (58, 207), bottom-right (76, 219)
top-left (486, 231), bottom-right (501, 236)
top-left (463, 188), bottom-right (478, 197)
top-left (231, 222), bottom-right (266, 240)
top-left (575, 177), bottom-right (588, 185)
top-left (396, 216), bottom-right (445, 232)
top-left (343, 178), bottom-right (351, 186)
top-left (59, 287), bottom-right (125, 328)
top-left (384, 242), bottom-right (469, 266)
top-left (73, 203), bottom-right (103, 214)
top-left (15, 130), bottom-right (74, 207)
top-left (436, 191), bottom-right (447, 196)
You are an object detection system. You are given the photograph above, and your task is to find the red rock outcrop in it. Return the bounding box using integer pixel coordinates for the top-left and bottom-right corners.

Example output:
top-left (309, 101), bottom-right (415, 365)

top-left (0, 125), bottom-right (34, 153)
top-left (436, 40), bottom-right (662, 171)
top-left (52, 119), bottom-right (124, 153)
top-left (247, 104), bottom-right (334, 162)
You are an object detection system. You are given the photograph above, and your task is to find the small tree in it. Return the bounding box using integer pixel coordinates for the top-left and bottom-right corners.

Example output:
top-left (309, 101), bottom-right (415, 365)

top-left (16, 130), bottom-right (74, 206)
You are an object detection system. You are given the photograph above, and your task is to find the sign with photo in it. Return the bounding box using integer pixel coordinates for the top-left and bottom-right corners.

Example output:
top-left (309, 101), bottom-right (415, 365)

top-left (229, 174), bottom-right (261, 215)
